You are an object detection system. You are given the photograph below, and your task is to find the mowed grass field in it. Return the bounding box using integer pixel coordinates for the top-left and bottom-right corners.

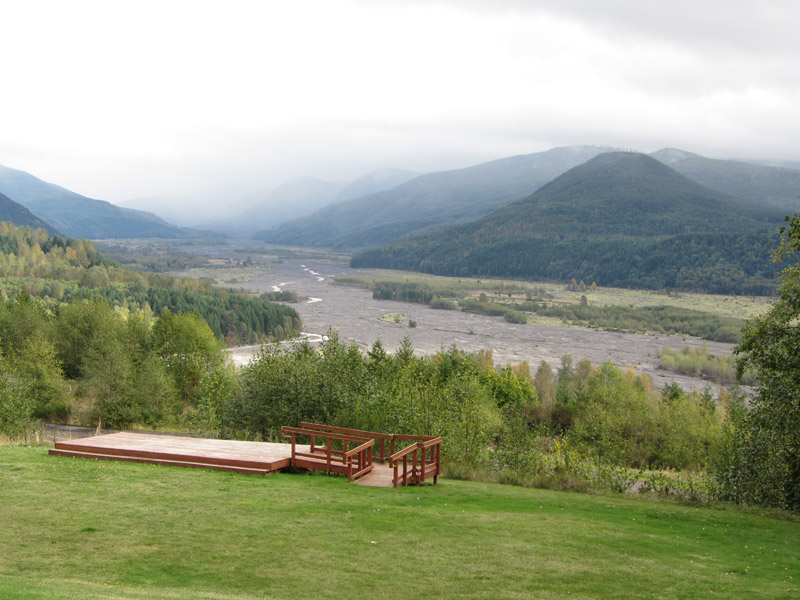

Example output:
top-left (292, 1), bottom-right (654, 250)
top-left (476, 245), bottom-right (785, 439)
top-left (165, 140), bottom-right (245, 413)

top-left (1, 446), bottom-right (798, 600)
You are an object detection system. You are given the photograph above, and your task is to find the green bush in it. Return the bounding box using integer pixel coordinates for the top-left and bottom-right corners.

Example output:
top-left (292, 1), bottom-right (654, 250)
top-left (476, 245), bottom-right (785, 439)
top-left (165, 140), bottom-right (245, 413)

top-left (429, 296), bottom-right (457, 310)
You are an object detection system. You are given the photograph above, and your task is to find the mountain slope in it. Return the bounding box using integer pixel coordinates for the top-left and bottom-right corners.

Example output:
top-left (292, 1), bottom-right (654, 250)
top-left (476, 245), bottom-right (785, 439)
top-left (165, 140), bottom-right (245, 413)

top-left (651, 148), bottom-right (800, 212)
top-left (255, 145), bottom-right (614, 248)
top-left (202, 176), bottom-right (347, 236)
top-left (334, 168), bottom-right (421, 203)
top-left (0, 164), bottom-right (189, 239)
top-left (351, 153), bottom-right (784, 295)
top-left (0, 191), bottom-right (59, 235)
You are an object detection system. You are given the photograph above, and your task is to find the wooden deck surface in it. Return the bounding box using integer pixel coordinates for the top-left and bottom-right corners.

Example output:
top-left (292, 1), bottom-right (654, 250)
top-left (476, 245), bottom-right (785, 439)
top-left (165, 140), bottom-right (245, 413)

top-left (50, 431), bottom-right (435, 487)
top-left (352, 462), bottom-right (396, 487)
top-left (49, 432), bottom-right (310, 476)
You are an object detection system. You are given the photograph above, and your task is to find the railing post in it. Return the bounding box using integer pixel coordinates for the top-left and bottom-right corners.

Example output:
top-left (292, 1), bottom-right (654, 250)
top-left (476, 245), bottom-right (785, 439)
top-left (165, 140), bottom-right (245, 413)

top-left (412, 445), bottom-right (419, 485)
top-left (435, 443), bottom-right (440, 484)
top-left (291, 432), bottom-right (296, 467)
top-left (343, 440), bottom-right (349, 465)
top-left (310, 434), bottom-right (316, 454)
top-left (326, 437), bottom-right (332, 470)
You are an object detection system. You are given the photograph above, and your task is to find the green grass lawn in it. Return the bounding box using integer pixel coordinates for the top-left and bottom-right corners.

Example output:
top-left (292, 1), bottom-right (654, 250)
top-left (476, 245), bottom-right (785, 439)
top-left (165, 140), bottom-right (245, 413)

top-left (1, 446), bottom-right (798, 600)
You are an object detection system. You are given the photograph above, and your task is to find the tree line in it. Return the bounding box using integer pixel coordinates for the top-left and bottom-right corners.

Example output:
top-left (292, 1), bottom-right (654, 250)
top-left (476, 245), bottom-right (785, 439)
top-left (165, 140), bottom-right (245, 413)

top-left (352, 230), bottom-right (780, 296)
top-left (0, 223), bottom-right (301, 345)
top-left (0, 293), bottom-right (229, 434)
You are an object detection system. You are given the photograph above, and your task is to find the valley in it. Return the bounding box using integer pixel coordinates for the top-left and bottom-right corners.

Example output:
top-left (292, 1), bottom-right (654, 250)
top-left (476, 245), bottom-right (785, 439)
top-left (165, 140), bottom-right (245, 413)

top-left (165, 241), bottom-right (759, 393)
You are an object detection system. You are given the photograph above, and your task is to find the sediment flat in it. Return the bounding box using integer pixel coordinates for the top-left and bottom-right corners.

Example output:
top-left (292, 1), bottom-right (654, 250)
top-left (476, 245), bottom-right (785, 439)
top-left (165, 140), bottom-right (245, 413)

top-left (226, 256), bottom-right (737, 393)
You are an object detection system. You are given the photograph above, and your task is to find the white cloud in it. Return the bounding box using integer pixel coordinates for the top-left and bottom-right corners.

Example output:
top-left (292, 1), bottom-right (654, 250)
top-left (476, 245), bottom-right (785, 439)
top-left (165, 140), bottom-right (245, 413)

top-left (0, 0), bottom-right (798, 207)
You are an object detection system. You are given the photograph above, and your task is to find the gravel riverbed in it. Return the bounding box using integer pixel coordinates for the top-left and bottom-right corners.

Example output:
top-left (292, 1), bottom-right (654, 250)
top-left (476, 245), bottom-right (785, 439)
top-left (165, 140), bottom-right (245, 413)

top-left (224, 256), bottom-right (738, 393)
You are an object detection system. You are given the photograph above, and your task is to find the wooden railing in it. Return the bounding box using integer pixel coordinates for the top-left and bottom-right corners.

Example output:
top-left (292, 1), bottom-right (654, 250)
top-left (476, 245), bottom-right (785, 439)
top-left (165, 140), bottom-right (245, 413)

top-left (291, 423), bottom-right (441, 487)
top-left (280, 426), bottom-right (375, 482)
top-left (299, 422), bottom-right (395, 462)
top-left (389, 436), bottom-right (442, 488)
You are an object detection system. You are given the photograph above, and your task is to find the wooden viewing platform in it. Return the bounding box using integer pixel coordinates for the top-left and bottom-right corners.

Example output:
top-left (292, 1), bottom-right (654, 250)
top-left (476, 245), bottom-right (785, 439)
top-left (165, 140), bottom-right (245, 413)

top-left (49, 424), bottom-right (441, 487)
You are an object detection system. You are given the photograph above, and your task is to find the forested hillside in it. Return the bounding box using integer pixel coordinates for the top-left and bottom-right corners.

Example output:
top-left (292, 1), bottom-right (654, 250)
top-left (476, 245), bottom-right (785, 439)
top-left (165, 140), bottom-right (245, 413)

top-left (0, 163), bottom-right (193, 238)
top-left (0, 192), bottom-right (58, 235)
top-left (352, 153), bottom-right (784, 295)
top-left (256, 145), bottom-right (612, 248)
top-left (333, 167), bottom-right (420, 203)
top-left (0, 222), bottom-right (301, 344)
top-left (652, 148), bottom-right (800, 212)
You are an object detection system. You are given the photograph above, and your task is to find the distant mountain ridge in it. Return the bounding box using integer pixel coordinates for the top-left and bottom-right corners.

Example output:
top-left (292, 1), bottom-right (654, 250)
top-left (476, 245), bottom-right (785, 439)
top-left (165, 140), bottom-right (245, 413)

top-left (651, 148), bottom-right (800, 212)
top-left (0, 191), bottom-right (59, 235)
top-left (196, 176), bottom-right (347, 236)
top-left (0, 164), bottom-right (192, 239)
top-left (255, 145), bottom-right (616, 248)
top-left (334, 168), bottom-right (421, 203)
top-left (351, 152), bottom-right (784, 295)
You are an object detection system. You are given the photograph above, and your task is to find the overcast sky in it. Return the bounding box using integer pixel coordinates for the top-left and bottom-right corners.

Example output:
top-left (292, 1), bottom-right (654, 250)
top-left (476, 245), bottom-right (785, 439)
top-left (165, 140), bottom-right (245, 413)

top-left (2, 0), bottom-right (799, 207)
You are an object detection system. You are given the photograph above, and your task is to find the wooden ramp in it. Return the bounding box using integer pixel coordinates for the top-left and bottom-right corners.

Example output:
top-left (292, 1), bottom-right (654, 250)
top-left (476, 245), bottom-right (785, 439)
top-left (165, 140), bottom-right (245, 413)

top-left (282, 423), bottom-right (441, 487)
top-left (353, 462), bottom-right (396, 487)
top-left (49, 432), bottom-right (307, 476)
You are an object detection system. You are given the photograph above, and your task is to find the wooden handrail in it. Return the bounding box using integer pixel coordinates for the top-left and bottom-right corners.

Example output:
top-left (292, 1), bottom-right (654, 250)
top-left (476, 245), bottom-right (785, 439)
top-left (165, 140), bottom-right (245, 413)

top-left (299, 422), bottom-right (393, 440)
top-left (420, 437), bottom-right (443, 448)
top-left (281, 426), bottom-right (371, 445)
top-left (388, 437), bottom-right (441, 487)
top-left (343, 439), bottom-right (375, 459)
top-left (389, 442), bottom-right (423, 462)
top-left (392, 433), bottom-right (439, 442)
top-left (281, 425), bottom-right (376, 482)
top-left (282, 423), bottom-right (440, 486)
top-left (298, 423), bottom-right (396, 462)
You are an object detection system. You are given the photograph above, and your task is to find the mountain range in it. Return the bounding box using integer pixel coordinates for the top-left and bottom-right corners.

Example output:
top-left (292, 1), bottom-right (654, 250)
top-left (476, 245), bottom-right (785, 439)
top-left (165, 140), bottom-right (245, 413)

top-left (351, 152), bottom-right (786, 295)
top-left (1, 144), bottom-right (798, 264)
top-left (254, 145), bottom-right (800, 250)
top-left (651, 148), bottom-right (800, 211)
top-left (188, 169), bottom-right (422, 236)
top-left (195, 177), bottom-right (347, 236)
top-left (254, 145), bottom-right (613, 248)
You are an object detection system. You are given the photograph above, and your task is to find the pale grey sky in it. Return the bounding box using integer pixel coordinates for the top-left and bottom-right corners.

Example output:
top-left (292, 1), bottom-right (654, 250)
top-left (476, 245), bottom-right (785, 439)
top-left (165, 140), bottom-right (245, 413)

top-left (1, 0), bottom-right (798, 206)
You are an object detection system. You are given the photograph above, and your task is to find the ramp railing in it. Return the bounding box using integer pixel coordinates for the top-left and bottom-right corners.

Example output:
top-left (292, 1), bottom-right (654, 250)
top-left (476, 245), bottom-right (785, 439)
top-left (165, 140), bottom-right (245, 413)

top-left (288, 423), bottom-right (441, 486)
top-left (280, 426), bottom-right (374, 482)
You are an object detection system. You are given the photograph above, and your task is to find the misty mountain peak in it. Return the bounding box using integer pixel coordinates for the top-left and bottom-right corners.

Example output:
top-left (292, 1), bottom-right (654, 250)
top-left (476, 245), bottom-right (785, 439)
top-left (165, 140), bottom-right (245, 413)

top-left (650, 148), bottom-right (702, 164)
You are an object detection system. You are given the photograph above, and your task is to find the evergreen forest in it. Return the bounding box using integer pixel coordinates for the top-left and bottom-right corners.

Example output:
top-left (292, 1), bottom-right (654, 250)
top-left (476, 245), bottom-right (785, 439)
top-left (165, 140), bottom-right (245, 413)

top-left (0, 223), bottom-right (301, 344)
top-left (352, 153), bottom-right (785, 295)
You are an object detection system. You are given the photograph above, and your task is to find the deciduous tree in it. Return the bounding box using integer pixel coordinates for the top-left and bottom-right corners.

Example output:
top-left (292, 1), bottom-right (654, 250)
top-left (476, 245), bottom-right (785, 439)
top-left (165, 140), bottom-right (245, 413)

top-left (722, 215), bottom-right (800, 509)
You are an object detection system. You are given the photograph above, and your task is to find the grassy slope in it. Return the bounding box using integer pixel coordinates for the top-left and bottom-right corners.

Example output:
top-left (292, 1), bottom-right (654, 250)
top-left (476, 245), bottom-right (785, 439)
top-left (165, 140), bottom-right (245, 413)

top-left (1, 447), bottom-right (798, 599)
